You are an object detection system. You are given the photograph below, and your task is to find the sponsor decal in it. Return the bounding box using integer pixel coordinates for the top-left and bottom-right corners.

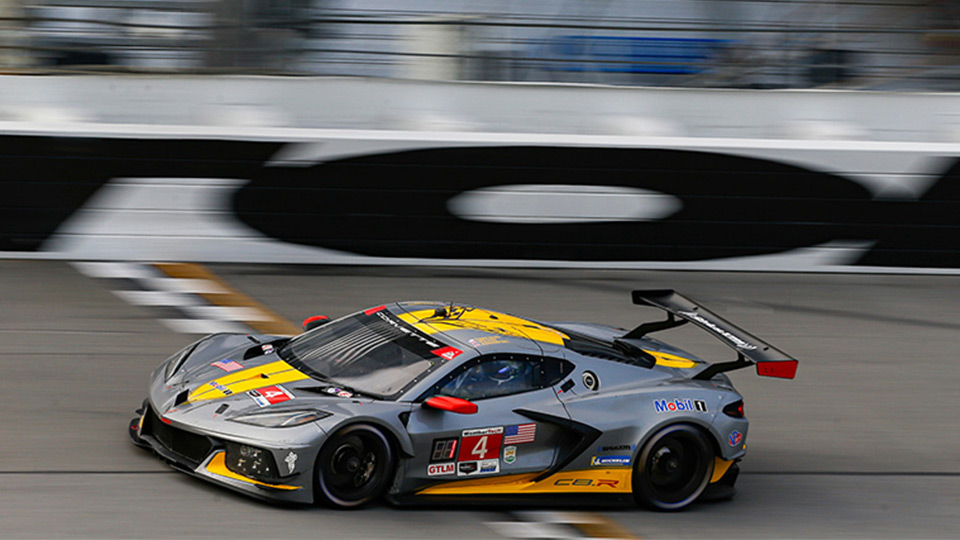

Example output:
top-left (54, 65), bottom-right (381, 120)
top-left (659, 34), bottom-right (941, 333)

top-left (504, 423), bottom-right (536, 445)
top-left (375, 311), bottom-right (442, 349)
top-left (591, 455), bottom-right (631, 466)
top-left (654, 398), bottom-right (708, 413)
top-left (462, 426), bottom-right (504, 437)
top-left (457, 462), bottom-right (478, 475)
top-left (729, 430), bottom-right (743, 447)
top-left (336, 390), bottom-right (353, 398)
top-left (431, 346), bottom-right (463, 361)
top-left (261, 344), bottom-right (275, 354)
top-left (285, 451), bottom-right (298, 474)
top-left (678, 311), bottom-right (757, 350)
top-left (468, 336), bottom-right (510, 347)
top-left (598, 444), bottom-right (633, 452)
top-left (211, 359), bottom-right (244, 372)
top-left (207, 381), bottom-right (233, 395)
top-left (248, 385), bottom-right (294, 407)
top-left (553, 478), bottom-right (620, 488)
top-left (503, 446), bottom-right (517, 464)
top-left (430, 438), bottom-right (459, 462)
top-left (428, 462), bottom-right (456, 476)
top-left (458, 459), bottom-right (499, 477)
top-left (459, 427), bottom-right (504, 461)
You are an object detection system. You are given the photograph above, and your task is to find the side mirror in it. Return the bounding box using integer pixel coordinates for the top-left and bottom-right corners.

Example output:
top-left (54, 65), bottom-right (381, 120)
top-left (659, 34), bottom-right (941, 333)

top-left (302, 315), bottom-right (330, 332)
top-left (423, 395), bottom-right (478, 414)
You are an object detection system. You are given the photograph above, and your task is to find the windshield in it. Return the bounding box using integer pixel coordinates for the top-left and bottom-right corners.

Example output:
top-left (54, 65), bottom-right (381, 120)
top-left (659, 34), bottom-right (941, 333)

top-left (278, 308), bottom-right (449, 399)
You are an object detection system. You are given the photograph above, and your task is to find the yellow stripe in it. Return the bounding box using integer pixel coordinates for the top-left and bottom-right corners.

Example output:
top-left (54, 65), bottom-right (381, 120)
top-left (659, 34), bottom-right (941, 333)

top-left (204, 451), bottom-right (301, 491)
top-left (398, 306), bottom-right (568, 346)
top-left (187, 360), bottom-right (309, 403)
top-left (710, 457), bottom-right (735, 483)
top-left (417, 468), bottom-right (632, 496)
top-left (153, 263), bottom-right (301, 336)
top-left (645, 350), bottom-right (700, 369)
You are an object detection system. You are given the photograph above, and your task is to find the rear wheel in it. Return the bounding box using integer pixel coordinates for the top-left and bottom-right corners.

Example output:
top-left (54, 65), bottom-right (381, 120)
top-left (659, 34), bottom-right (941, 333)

top-left (316, 424), bottom-right (394, 508)
top-left (633, 424), bottom-right (714, 511)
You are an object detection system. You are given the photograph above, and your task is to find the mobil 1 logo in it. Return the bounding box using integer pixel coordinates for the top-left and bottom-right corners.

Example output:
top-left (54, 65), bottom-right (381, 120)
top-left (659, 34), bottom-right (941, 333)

top-left (654, 398), bottom-right (708, 413)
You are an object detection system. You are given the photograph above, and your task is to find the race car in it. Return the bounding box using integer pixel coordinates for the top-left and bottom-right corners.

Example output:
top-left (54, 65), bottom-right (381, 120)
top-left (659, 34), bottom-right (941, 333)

top-left (129, 290), bottom-right (798, 511)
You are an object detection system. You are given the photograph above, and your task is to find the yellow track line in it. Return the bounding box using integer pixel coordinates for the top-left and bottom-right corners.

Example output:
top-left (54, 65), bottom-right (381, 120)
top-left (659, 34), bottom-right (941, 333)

top-left (569, 513), bottom-right (641, 539)
top-left (153, 262), bottom-right (301, 336)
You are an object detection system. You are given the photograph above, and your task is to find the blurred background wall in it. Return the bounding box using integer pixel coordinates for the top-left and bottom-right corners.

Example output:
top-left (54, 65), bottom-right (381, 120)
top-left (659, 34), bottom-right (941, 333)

top-left (2, 0), bottom-right (959, 89)
top-left (2, 0), bottom-right (960, 273)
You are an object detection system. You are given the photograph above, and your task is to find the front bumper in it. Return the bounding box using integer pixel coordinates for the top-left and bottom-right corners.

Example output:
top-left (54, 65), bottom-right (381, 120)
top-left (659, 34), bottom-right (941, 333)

top-left (130, 403), bottom-right (315, 504)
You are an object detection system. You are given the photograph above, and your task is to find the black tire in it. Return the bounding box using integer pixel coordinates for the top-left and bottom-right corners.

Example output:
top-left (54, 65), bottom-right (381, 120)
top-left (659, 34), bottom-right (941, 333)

top-left (315, 424), bottom-right (394, 509)
top-left (633, 424), bottom-right (715, 511)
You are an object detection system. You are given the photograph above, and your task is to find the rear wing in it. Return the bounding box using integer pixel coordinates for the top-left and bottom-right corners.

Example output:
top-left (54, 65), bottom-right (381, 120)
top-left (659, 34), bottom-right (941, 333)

top-left (628, 289), bottom-right (798, 380)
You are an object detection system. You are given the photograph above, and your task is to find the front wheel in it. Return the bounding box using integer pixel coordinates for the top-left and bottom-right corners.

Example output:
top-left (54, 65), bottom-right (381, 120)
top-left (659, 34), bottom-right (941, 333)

top-left (316, 424), bottom-right (394, 508)
top-left (633, 424), bottom-right (715, 511)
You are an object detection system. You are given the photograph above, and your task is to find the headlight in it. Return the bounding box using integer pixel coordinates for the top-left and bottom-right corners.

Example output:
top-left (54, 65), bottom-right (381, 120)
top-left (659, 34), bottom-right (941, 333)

top-left (224, 442), bottom-right (280, 481)
top-left (229, 409), bottom-right (331, 428)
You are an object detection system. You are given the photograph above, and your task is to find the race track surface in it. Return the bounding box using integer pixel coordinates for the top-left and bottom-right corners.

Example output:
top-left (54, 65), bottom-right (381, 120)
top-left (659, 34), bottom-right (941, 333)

top-left (2, 261), bottom-right (958, 539)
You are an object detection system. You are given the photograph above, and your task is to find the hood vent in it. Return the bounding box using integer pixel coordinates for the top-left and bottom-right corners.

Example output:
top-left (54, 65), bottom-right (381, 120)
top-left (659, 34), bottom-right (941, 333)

top-left (243, 345), bottom-right (264, 360)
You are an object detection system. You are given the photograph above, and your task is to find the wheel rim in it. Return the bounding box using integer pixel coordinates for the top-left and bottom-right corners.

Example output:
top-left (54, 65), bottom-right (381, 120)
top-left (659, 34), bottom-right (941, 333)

top-left (649, 438), bottom-right (697, 494)
top-left (319, 426), bottom-right (392, 507)
top-left (636, 425), bottom-right (713, 510)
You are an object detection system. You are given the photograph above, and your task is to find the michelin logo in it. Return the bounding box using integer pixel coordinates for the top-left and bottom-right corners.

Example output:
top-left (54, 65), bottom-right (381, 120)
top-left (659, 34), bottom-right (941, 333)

top-left (655, 398), bottom-right (708, 413)
top-left (591, 455), bottom-right (631, 466)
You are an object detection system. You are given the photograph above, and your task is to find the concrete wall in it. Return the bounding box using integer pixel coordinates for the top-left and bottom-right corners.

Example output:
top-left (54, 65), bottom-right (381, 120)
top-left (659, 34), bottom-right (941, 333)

top-left (3, 75), bottom-right (960, 141)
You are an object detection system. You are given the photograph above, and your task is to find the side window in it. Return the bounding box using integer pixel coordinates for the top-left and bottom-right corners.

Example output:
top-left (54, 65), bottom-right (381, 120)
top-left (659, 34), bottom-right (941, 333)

top-left (430, 355), bottom-right (575, 401)
top-left (543, 356), bottom-right (575, 387)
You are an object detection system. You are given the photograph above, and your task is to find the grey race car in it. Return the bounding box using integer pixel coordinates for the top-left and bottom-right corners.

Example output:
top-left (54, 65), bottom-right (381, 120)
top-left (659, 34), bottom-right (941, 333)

top-left (129, 290), bottom-right (798, 510)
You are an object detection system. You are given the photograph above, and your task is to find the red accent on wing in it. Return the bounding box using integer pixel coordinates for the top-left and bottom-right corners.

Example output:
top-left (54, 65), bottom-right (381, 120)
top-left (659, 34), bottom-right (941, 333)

top-left (756, 360), bottom-right (798, 379)
top-left (364, 305), bottom-right (387, 316)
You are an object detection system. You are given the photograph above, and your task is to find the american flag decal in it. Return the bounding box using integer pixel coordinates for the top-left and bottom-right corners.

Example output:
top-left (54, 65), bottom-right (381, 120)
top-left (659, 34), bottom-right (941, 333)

top-left (504, 423), bottom-right (536, 444)
top-left (211, 359), bottom-right (243, 372)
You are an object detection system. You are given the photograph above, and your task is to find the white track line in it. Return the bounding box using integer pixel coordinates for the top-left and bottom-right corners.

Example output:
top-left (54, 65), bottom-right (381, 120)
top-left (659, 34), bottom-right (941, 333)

top-left (159, 319), bottom-right (249, 335)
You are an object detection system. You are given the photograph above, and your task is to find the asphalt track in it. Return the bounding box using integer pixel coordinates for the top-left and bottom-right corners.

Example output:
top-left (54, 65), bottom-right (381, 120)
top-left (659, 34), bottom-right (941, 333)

top-left (2, 260), bottom-right (959, 539)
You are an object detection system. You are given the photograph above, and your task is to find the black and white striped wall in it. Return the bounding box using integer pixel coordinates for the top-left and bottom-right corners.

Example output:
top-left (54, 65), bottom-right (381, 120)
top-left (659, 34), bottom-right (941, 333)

top-left (3, 128), bottom-right (960, 273)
